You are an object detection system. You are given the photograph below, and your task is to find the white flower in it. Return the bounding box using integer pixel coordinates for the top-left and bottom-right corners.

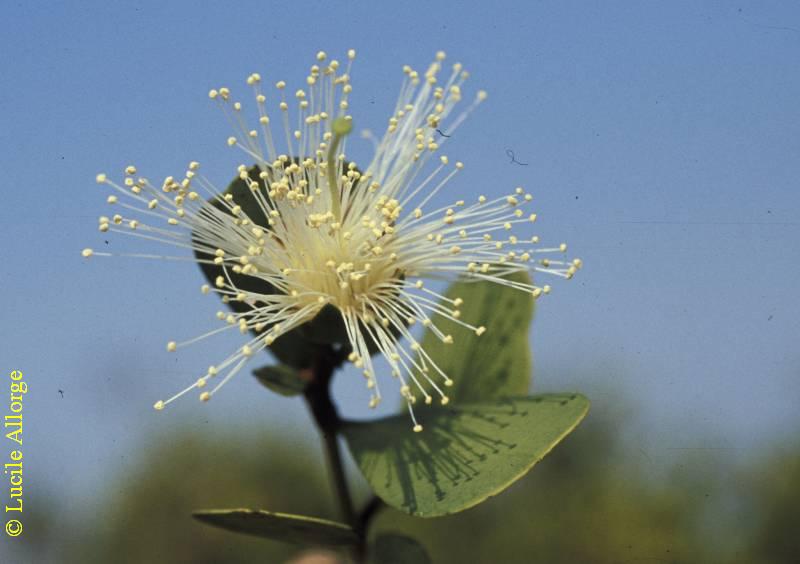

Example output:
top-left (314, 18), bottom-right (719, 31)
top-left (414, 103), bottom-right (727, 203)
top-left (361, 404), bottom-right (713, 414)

top-left (84, 50), bottom-right (581, 431)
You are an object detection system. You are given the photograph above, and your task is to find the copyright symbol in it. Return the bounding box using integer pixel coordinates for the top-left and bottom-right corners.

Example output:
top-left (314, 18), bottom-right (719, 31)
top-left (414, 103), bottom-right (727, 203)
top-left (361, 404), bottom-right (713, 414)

top-left (5, 519), bottom-right (22, 536)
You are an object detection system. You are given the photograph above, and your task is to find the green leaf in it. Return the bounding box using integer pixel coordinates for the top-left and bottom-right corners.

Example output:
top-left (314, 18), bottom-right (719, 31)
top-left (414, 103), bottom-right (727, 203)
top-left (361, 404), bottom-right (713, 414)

top-left (343, 394), bottom-right (589, 517)
top-left (192, 509), bottom-right (358, 547)
top-left (265, 329), bottom-right (329, 370)
top-left (370, 533), bottom-right (431, 564)
top-left (418, 271), bottom-right (535, 403)
top-left (253, 364), bottom-right (310, 396)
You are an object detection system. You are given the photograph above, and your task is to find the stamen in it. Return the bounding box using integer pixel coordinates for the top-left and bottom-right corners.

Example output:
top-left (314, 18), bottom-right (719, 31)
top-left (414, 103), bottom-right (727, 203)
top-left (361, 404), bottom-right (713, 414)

top-left (85, 49), bottom-right (579, 430)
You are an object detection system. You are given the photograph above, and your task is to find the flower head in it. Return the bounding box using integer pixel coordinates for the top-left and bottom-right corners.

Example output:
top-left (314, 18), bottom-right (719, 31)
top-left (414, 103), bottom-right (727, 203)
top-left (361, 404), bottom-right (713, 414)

top-left (84, 49), bottom-right (581, 431)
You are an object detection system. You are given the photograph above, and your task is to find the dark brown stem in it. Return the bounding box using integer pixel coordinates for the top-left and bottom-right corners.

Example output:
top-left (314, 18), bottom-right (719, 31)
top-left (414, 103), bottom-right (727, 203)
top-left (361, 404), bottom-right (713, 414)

top-left (357, 496), bottom-right (385, 532)
top-left (323, 427), bottom-right (356, 526)
top-left (303, 349), bottom-right (364, 561)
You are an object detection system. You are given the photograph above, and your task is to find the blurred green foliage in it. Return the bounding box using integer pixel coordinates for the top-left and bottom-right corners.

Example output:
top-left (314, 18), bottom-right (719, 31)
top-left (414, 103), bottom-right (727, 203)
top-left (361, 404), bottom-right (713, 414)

top-left (740, 449), bottom-right (800, 564)
top-left (13, 403), bottom-right (800, 563)
top-left (72, 435), bottom-right (333, 564)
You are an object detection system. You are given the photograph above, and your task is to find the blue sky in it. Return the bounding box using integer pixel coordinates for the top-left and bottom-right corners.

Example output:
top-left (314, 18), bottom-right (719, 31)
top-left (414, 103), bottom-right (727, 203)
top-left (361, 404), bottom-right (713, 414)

top-left (1, 0), bottom-right (799, 543)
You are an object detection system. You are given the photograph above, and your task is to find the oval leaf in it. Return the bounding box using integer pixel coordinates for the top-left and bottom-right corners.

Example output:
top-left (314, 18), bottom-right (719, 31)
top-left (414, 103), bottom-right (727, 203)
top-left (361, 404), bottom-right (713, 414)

top-left (253, 364), bottom-right (311, 396)
top-left (343, 394), bottom-right (589, 517)
top-left (418, 271), bottom-right (534, 402)
top-left (370, 534), bottom-right (431, 564)
top-left (192, 509), bottom-right (358, 547)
